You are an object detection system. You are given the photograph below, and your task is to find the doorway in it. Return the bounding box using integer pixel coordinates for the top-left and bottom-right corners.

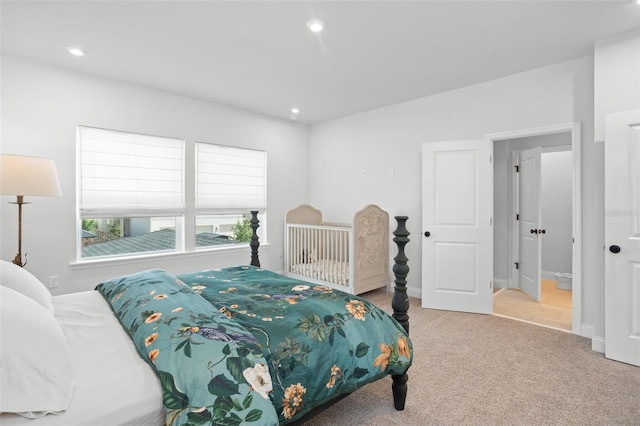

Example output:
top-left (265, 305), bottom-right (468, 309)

top-left (494, 143), bottom-right (573, 331)
top-left (487, 123), bottom-right (581, 334)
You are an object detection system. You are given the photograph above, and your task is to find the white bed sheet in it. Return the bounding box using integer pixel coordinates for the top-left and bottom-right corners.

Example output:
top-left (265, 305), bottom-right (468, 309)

top-left (1, 291), bottom-right (164, 426)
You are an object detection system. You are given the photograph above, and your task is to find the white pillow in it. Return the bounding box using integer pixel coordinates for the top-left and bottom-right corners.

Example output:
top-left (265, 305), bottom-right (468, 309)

top-left (0, 259), bottom-right (54, 313)
top-left (0, 286), bottom-right (75, 418)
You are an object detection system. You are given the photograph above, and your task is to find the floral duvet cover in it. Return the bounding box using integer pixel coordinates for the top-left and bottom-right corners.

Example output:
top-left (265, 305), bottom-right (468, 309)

top-left (96, 265), bottom-right (412, 425)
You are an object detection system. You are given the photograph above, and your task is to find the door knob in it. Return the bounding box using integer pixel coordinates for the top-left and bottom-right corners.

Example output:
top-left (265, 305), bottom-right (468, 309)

top-left (609, 245), bottom-right (621, 254)
top-left (539, 229), bottom-right (546, 234)
top-left (530, 229), bottom-right (538, 234)
top-left (424, 231), bottom-right (431, 238)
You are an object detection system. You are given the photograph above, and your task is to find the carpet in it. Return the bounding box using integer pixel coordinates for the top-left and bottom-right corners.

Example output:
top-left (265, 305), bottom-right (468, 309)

top-left (300, 289), bottom-right (640, 425)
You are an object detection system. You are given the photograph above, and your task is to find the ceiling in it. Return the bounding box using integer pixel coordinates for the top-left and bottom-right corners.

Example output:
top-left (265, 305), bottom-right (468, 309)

top-left (1, 1), bottom-right (639, 124)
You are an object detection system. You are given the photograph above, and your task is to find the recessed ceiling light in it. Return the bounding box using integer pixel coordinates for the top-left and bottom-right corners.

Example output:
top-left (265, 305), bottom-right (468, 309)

top-left (307, 19), bottom-right (325, 33)
top-left (291, 107), bottom-right (300, 115)
top-left (68, 47), bottom-right (86, 57)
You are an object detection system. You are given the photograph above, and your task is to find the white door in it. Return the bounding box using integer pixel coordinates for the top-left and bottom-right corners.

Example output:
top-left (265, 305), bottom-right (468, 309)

top-left (422, 140), bottom-right (493, 314)
top-left (605, 109), bottom-right (640, 367)
top-left (517, 147), bottom-right (542, 302)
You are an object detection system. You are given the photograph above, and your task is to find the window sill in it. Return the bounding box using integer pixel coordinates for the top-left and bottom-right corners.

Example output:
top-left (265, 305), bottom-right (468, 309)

top-left (70, 243), bottom-right (270, 271)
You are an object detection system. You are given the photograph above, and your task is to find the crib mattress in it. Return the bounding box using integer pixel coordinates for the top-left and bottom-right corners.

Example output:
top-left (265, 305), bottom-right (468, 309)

top-left (290, 259), bottom-right (350, 286)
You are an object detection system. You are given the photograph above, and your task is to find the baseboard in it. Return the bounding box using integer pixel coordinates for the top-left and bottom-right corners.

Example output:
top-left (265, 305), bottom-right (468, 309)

top-left (407, 286), bottom-right (421, 299)
top-left (493, 278), bottom-right (508, 290)
top-left (385, 283), bottom-right (422, 300)
top-left (542, 269), bottom-right (572, 280)
top-left (591, 335), bottom-right (605, 354)
top-left (580, 324), bottom-right (605, 353)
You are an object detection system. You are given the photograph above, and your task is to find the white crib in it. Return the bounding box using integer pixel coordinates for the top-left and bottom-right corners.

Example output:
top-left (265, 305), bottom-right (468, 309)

top-left (284, 204), bottom-right (390, 294)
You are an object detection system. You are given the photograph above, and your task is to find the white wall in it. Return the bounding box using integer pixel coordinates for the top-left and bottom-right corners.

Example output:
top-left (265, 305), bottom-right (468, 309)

top-left (0, 54), bottom-right (310, 294)
top-left (594, 30), bottom-right (640, 143)
top-left (309, 56), bottom-right (598, 335)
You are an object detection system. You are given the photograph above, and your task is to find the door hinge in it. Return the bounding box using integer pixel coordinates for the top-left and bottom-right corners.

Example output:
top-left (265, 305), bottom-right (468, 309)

top-left (514, 262), bottom-right (519, 270)
top-left (516, 213), bottom-right (519, 220)
top-left (515, 165), bottom-right (519, 172)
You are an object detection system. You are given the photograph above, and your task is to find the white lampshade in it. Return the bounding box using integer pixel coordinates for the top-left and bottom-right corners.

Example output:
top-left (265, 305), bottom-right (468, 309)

top-left (0, 154), bottom-right (62, 197)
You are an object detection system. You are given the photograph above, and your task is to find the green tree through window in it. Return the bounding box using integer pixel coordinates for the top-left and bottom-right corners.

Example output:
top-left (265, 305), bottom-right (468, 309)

top-left (232, 217), bottom-right (252, 242)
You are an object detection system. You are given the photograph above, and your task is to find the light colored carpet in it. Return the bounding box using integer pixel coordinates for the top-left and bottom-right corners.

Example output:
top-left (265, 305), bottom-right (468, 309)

top-left (301, 289), bottom-right (640, 425)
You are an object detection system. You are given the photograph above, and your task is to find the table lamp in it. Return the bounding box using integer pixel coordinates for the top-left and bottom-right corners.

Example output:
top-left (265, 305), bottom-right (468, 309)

top-left (0, 154), bottom-right (62, 266)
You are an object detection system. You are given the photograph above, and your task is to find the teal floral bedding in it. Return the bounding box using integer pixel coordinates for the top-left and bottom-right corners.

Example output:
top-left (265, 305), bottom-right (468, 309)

top-left (96, 265), bottom-right (412, 425)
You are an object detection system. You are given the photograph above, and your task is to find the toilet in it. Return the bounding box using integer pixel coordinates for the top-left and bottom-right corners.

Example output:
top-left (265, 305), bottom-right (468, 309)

top-left (555, 272), bottom-right (572, 291)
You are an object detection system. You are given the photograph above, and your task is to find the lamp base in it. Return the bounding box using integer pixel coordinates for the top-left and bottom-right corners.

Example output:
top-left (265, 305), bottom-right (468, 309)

top-left (9, 195), bottom-right (29, 268)
top-left (12, 253), bottom-right (26, 267)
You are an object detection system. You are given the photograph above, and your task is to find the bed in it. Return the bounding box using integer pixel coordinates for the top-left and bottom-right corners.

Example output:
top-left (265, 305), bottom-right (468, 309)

top-left (285, 204), bottom-right (390, 295)
top-left (0, 214), bottom-right (411, 426)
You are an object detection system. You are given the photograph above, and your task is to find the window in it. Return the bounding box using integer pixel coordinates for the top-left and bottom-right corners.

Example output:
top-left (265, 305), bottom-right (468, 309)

top-left (77, 127), bottom-right (266, 260)
top-left (78, 126), bottom-right (185, 259)
top-left (195, 142), bottom-right (266, 248)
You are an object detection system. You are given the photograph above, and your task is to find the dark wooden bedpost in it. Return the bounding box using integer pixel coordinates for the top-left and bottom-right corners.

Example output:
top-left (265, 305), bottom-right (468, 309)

top-left (391, 215), bottom-right (409, 411)
top-left (392, 216), bottom-right (410, 333)
top-left (249, 211), bottom-right (260, 267)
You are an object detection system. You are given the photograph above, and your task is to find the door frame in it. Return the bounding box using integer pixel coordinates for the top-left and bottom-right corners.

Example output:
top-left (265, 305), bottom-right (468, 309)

top-left (486, 122), bottom-right (582, 335)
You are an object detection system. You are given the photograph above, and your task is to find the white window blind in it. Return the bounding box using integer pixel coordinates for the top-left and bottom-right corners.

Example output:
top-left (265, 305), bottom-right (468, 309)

top-left (196, 143), bottom-right (266, 212)
top-left (79, 126), bottom-right (184, 217)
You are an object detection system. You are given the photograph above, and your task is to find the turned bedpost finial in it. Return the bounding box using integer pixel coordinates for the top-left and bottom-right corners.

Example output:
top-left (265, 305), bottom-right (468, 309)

top-left (392, 216), bottom-right (410, 334)
top-left (250, 211), bottom-right (260, 267)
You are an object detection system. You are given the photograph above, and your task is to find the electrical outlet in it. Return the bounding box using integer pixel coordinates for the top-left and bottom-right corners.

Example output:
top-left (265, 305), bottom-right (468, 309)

top-left (49, 275), bottom-right (59, 288)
